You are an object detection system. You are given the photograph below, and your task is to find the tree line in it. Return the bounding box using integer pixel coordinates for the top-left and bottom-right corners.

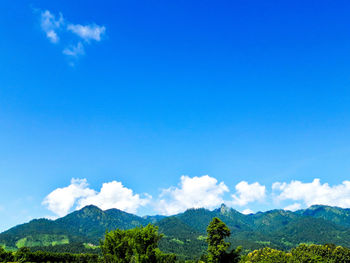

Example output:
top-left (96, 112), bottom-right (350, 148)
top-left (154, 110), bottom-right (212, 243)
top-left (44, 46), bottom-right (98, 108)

top-left (1, 217), bottom-right (350, 262)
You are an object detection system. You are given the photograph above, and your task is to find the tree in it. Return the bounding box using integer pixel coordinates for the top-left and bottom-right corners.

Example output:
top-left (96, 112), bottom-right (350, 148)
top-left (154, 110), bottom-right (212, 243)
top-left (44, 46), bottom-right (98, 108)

top-left (100, 224), bottom-right (176, 263)
top-left (0, 246), bottom-right (14, 262)
top-left (100, 228), bottom-right (134, 263)
top-left (14, 247), bottom-right (31, 263)
top-left (206, 217), bottom-right (240, 263)
top-left (242, 247), bottom-right (291, 263)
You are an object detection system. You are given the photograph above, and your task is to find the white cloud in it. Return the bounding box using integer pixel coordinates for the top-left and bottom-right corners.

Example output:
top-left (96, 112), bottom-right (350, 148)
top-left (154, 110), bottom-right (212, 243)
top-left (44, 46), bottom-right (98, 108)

top-left (37, 9), bottom-right (105, 63)
top-left (44, 215), bottom-right (59, 220)
top-left (46, 30), bottom-right (59, 43)
top-left (63, 42), bottom-right (85, 57)
top-left (284, 203), bottom-right (301, 211)
top-left (77, 181), bottom-right (151, 214)
top-left (43, 176), bottom-right (350, 218)
top-left (42, 178), bottom-right (95, 217)
top-left (40, 10), bottom-right (63, 43)
top-left (67, 24), bottom-right (106, 42)
top-left (156, 175), bottom-right (229, 215)
top-left (273, 179), bottom-right (350, 208)
top-left (241, 208), bottom-right (253, 214)
top-left (43, 178), bottom-right (150, 217)
top-left (231, 181), bottom-right (266, 206)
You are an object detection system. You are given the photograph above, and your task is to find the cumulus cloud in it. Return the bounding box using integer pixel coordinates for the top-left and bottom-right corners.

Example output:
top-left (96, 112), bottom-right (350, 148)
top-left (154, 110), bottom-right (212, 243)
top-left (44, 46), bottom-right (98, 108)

top-left (42, 178), bottom-right (95, 217)
top-left (77, 181), bottom-right (150, 214)
top-left (37, 9), bottom-right (105, 62)
top-left (156, 175), bottom-right (229, 215)
top-left (43, 178), bottom-right (149, 217)
top-left (231, 181), bottom-right (266, 206)
top-left (67, 24), bottom-right (106, 42)
top-left (40, 10), bottom-right (64, 43)
top-left (284, 203), bottom-right (301, 211)
top-left (43, 175), bottom-right (350, 218)
top-left (241, 208), bottom-right (253, 214)
top-left (273, 179), bottom-right (350, 208)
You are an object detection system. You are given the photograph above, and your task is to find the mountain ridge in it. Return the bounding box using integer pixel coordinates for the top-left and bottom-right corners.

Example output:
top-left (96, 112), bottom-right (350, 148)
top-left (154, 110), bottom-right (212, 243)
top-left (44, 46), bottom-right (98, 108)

top-left (1, 204), bottom-right (350, 259)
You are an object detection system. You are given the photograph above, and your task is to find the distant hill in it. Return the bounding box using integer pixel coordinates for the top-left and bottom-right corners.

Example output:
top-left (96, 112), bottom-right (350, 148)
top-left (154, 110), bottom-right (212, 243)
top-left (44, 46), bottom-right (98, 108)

top-left (0, 205), bottom-right (150, 250)
top-left (297, 204), bottom-right (350, 227)
top-left (1, 204), bottom-right (350, 260)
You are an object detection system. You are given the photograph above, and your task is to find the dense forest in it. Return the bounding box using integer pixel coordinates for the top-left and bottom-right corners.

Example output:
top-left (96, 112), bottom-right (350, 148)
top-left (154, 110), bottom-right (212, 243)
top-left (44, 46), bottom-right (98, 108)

top-left (2, 204), bottom-right (350, 260)
top-left (1, 218), bottom-right (350, 262)
top-left (1, 204), bottom-right (350, 261)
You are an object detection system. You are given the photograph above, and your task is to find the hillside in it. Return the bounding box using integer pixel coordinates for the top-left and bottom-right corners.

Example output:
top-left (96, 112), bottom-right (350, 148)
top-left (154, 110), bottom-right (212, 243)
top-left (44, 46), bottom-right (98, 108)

top-left (1, 204), bottom-right (350, 260)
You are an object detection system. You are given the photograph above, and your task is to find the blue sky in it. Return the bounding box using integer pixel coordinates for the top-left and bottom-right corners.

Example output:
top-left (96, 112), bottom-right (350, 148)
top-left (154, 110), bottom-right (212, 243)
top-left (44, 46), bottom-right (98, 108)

top-left (1, 0), bottom-right (350, 231)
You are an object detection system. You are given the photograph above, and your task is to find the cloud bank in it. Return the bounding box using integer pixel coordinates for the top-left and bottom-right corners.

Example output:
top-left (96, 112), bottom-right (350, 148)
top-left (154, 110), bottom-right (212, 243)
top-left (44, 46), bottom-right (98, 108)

top-left (42, 176), bottom-right (350, 218)
top-left (38, 9), bottom-right (106, 63)
top-left (273, 179), bottom-right (350, 209)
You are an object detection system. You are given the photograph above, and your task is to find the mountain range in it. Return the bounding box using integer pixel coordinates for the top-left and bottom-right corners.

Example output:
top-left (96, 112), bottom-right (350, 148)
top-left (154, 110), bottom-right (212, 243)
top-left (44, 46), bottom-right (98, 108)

top-left (1, 204), bottom-right (350, 260)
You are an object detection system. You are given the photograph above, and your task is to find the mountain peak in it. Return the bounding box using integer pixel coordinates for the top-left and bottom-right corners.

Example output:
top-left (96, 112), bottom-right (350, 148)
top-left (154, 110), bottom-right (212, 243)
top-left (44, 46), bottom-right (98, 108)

top-left (81, 205), bottom-right (102, 211)
top-left (220, 203), bottom-right (229, 214)
top-left (308, 204), bottom-right (329, 210)
top-left (78, 205), bottom-right (103, 215)
top-left (1, 204), bottom-right (350, 256)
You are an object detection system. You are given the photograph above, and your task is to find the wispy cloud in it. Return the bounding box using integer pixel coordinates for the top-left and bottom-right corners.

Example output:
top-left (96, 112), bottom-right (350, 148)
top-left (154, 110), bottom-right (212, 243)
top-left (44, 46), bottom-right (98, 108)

top-left (67, 24), bottom-right (106, 42)
top-left (40, 10), bottom-right (64, 43)
top-left (37, 9), bottom-right (106, 63)
top-left (62, 42), bottom-right (85, 57)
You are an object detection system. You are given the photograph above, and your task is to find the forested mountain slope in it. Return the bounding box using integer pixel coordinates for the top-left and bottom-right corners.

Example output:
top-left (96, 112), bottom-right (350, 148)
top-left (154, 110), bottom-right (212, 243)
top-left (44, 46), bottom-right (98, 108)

top-left (1, 204), bottom-right (350, 259)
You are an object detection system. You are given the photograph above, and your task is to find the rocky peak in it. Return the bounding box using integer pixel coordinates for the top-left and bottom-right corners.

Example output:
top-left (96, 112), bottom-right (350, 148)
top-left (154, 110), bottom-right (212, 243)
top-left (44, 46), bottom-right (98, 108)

top-left (220, 203), bottom-right (229, 214)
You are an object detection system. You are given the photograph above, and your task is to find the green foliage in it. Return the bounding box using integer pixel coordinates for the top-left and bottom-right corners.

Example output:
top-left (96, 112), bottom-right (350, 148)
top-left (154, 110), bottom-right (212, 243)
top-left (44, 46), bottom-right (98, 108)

top-left (240, 243), bottom-right (350, 263)
top-left (207, 217), bottom-right (230, 263)
top-left (0, 205), bottom-right (154, 249)
top-left (241, 247), bottom-right (291, 262)
top-left (1, 230), bottom-right (350, 262)
top-left (206, 217), bottom-right (240, 263)
top-left (299, 205), bottom-right (350, 228)
top-left (0, 246), bottom-right (14, 262)
top-left (100, 224), bottom-right (176, 263)
top-left (15, 234), bottom-right (69, 248)
top-left (0, 246), bottom-right (99, 262)
top-left (2, 204), bottom-right (350, 260)
top-left (158, 235), bottom-right (207, 261)
top-left (30, 241), bottom-right (101, 254)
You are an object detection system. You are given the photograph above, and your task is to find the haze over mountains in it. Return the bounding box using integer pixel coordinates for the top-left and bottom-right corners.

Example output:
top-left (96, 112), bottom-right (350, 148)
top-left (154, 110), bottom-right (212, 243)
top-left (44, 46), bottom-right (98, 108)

top-left (1, 204), bottom-right (350, 259)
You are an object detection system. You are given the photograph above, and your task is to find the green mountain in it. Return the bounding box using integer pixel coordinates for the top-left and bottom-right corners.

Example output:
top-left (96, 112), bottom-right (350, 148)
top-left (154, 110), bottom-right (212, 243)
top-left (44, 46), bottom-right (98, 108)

top-left (0, 205), bottom-right (150, 250)
top-left (297, 205), bottom-right (350, 227)
top-left (1, 204), bottom-right (350, 260)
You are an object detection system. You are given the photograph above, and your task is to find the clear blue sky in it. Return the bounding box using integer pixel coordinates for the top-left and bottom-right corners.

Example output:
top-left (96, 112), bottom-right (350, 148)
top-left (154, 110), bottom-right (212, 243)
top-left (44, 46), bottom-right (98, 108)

top-left (1, 0), bottom-right (350, 231)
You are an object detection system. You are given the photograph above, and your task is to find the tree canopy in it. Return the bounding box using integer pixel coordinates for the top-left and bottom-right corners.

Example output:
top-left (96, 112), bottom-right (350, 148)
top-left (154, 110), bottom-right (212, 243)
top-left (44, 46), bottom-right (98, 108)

top-left (206, 217), bottom-right (240, 263)
top-left (100, 224), bottom-right (176, 263)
